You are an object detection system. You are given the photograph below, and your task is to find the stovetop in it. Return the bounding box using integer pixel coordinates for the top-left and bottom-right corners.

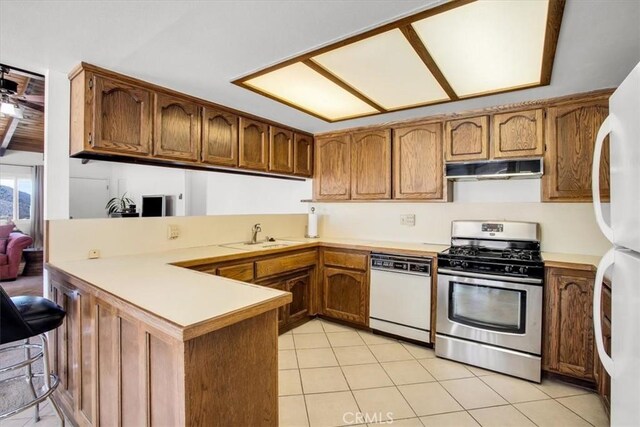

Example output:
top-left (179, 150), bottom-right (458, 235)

top-left (443, 246), bottom-right (542, 262)
top-left (438, 243), bottom-right (544, 280)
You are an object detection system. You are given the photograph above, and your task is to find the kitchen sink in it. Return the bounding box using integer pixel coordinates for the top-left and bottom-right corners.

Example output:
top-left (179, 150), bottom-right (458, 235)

top-left (220, 240), bottom-right (302, 251)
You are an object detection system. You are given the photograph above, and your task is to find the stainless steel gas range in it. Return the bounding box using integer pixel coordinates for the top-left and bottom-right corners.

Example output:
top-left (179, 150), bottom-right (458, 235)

top-left (436, 220), bottom-right (544, 382)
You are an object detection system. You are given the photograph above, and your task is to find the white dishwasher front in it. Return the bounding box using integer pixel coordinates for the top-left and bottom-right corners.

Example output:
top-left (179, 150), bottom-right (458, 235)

top-left (369, 253), bottom-right (432, 343)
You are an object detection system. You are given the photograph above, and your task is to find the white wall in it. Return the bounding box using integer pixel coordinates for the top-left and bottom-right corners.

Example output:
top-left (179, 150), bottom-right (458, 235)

top-left (44, 70), bottom-right (70, 221)
top-left (111, 163), bottom-right (187, 216)
top-left (202, 172), bottom-right (312, 215)
top-left (314, 178), bottom-right (610, 256)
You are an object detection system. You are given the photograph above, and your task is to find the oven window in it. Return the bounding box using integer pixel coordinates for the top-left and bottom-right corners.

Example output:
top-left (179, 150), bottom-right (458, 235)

top-left (448, 282), bottom-right (526, 334)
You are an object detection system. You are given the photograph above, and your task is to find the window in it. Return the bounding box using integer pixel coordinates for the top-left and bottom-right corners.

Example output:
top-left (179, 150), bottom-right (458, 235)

top-left (0, 175), bottom-right (32, 221)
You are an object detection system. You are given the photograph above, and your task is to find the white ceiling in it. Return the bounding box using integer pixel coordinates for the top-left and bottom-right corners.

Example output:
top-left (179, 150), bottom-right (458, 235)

top-left (1, 0), bottom-right (638, 133)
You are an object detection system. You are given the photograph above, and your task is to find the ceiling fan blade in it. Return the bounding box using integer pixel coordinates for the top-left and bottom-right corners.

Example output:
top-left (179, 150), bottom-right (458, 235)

top-left (16, 99), bottom-right (44, 112)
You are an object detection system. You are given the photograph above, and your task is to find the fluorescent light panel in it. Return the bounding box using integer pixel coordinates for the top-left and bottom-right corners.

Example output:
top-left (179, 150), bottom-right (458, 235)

top-left (412, 0), bottom-right (549, 97)
top-left (235, 0), bottom-right (558, 121)
top-left (312, 29), bottom-right (449, 110)
top-left (243, 62), bottom-right (378, 121)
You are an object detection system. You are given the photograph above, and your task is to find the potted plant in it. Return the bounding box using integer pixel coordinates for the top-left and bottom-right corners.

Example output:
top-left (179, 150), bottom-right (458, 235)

top-left (105, 193), bottom-right (135, 217)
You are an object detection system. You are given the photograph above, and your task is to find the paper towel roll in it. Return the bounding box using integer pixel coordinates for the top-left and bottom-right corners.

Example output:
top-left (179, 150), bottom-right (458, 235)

top-left (307, 212), bottom-right (318, 238)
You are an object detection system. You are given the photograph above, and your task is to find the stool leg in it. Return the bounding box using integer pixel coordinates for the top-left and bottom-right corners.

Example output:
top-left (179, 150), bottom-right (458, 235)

top-left (41, 334), bottom-right (65, 426)
top-left (24, 339), bottom-right (40, 423)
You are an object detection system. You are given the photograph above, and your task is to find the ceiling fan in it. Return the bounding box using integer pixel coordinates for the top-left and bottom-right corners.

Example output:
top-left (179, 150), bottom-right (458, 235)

top-left (0, 66), bottom-right (44, 119)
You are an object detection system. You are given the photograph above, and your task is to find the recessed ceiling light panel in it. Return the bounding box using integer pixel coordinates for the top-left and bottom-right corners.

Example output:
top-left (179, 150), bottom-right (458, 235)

top-left (233, 0), bottom-right (563, 122)
top-left (243, 62), bottom-right (378, 121)
top-left (312, 29), bottom-right (449, 110)
top-left (412, 0), bottom-right (549, 97)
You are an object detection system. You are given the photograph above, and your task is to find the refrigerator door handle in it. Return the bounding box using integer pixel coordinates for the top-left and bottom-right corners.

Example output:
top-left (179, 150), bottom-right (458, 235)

top-left (592, 116), bottom-right (614, 242)
top-left (593, 248), bottom-right (615, 375)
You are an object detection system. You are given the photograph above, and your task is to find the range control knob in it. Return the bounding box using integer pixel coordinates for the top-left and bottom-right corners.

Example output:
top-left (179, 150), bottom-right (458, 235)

top-left (461, 261), bottom-right (469, 269)
top-left (519, 266), bottom-right (528, 274)
top-left (451, 260), bottom-right (460, 267)
top-left (505, 265), bottom-right (513, 273)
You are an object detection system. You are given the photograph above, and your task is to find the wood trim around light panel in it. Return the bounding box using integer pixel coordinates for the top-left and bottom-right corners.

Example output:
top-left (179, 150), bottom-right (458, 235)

top-left (231, 0), bottom-right (566, 123)
top-left (303, 59), bottom-right (387, 112)
top-left (540, 0), bottom-right (567, 85)
top-left (399, 25), bottom-right (458, 101)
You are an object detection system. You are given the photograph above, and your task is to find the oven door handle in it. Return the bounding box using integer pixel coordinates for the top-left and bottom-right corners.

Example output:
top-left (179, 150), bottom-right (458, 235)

top-left (437, 268), bottom-right (543, 285)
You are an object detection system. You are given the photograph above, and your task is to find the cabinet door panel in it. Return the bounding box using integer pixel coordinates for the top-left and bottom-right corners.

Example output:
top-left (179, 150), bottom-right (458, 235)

top-left (393, 123), bottom-right (444, 200)
top-left (351, 129), bottom-right (391, 200)
top-left (444, 116), bottom-right (489, 162)
top-left (266, 281), bottom-right (288, 329)
top-left (202, 108), bottom-right (238, 166)
top-left (543, 267), bottom-right (596, 381)
top-left (287, 273), bottom-right (311, 324)
top-left (492, 109), bottom-right (544, 159)
top-left (269, 126), bottom-right (294, 174)
top-left (314, 134), bottom-right (351, 200)
top-left (239, 118), bottom-right (269, 170)
top-left (544, 99), bottom-right (610, 201)
top-left (294, 134), bottom-right (313, 177)
top-left (154, 93), bottom-right (200, 161)
top-left (322, 267), bottom-right (368, 326)
top-left (92, 75), bottom-right (152, 154)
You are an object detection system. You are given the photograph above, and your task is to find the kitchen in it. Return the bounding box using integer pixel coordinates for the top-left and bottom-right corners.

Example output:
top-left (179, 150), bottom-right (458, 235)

top-left (0, 1), bottom-right (639, 427)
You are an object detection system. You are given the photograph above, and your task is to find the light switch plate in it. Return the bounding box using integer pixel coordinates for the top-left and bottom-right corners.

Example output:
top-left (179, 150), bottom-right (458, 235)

top-left (400, 214), bottom-right (416, 226)
top-left (167, 224), bottom-right (180, 240)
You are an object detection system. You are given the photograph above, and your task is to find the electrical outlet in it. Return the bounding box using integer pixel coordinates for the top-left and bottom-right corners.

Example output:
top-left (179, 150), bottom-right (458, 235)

top-left (167, 224), bottom-right (180, 240)
top-left (400, 214), bottom-right (416, 227)
top-left (88, 249), bottom-right (100, 259)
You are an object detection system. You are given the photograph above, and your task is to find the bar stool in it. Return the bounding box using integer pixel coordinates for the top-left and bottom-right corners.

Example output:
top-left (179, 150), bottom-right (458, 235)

top-left (0, 286), bottom-right (66, 425)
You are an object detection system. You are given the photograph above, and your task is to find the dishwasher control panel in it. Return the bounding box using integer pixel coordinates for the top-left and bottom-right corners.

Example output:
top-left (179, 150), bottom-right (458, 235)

top-left (371, 253), bottom-right (431, 276)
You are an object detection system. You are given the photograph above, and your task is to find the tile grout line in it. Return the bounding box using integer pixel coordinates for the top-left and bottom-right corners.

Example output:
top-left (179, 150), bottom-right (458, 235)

top-left (286, 320), bottom-right (605, 427)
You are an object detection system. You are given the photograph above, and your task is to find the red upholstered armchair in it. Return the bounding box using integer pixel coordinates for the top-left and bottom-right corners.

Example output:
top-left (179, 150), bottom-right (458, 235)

top-left (0, 232), bottom-right (33, 281)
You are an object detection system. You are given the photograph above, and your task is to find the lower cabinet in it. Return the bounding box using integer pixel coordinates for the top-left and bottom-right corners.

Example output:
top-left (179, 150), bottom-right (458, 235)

top-left (597, 279), bottom-right (612, 414)
top-left (198, 250), bottom-right (317, 332)
top-left (320, 249), bottom-right (369, 327)
top-left (260, 269), bottom-right (312, 330)
top-left (542, 267), bottom-right (597, 381)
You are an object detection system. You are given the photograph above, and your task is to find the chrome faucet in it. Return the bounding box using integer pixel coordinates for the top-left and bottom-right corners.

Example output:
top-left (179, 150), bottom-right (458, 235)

top-left (251, 223), bottom-right (262, 244)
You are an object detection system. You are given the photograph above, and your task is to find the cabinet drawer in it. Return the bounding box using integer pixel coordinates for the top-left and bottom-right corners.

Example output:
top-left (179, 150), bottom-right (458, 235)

top-left (217, 262), bottom-right (255, 282)
top-left (323, 250), bottom-right (368, 271)
top-left (255, 251), bottom-right (317, 279)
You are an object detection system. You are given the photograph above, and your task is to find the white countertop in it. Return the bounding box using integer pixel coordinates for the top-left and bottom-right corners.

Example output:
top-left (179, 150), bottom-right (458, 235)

top-left (49, 237), bottom-right (601, 332)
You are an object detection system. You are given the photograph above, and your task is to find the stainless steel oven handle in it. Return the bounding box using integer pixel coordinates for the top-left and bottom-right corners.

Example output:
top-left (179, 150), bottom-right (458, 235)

top-left (437, 268), bottom-right (543, 284)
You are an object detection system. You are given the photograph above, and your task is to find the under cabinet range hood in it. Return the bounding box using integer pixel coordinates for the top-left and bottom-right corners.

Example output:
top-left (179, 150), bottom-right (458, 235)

top-left (445, 159), bottom-right (543, 181)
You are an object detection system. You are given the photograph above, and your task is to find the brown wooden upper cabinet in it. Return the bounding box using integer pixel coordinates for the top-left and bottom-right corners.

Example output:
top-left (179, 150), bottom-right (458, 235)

top-left (314, 134), bottom-right (351, 200)
top-left (294, 133), bottom-right (314, 177)
top-left (239, 118), bottom-right (269, 171)
top-left (269, 126), bottom-right (294, 174)
top-left (392, 123), bottom-right (444, 200)
top-left (492, 109), bottom-right (544, 159)
top-left (543, 267), bottom-right (597, 382)
top-left (201, 108), bottom-right (238, 167)
top-left (351, 129), bottom-right (392, 200)
top-left (90, 74), bottom-right (152, 155)
top-left (153, 93), bottom-right (200, 162)
top-left (543, 98), bottom-right (610, 202)
top-left (444, 116), bottom-right (489, 162)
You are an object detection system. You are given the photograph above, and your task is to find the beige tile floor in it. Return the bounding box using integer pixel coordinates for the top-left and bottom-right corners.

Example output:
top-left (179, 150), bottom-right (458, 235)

top-left (0, 318), bottom-right (609, 427)
top-left (279, 318), bottom-right (609, 427)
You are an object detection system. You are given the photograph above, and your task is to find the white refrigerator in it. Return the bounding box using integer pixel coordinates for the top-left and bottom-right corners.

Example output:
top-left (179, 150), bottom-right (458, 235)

top-left (592, 61), bottom-right (640, 427)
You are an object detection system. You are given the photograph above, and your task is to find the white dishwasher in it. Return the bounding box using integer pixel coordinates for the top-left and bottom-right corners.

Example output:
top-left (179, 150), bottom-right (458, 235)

top-left (369, 253), bottom-right (432, 343)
